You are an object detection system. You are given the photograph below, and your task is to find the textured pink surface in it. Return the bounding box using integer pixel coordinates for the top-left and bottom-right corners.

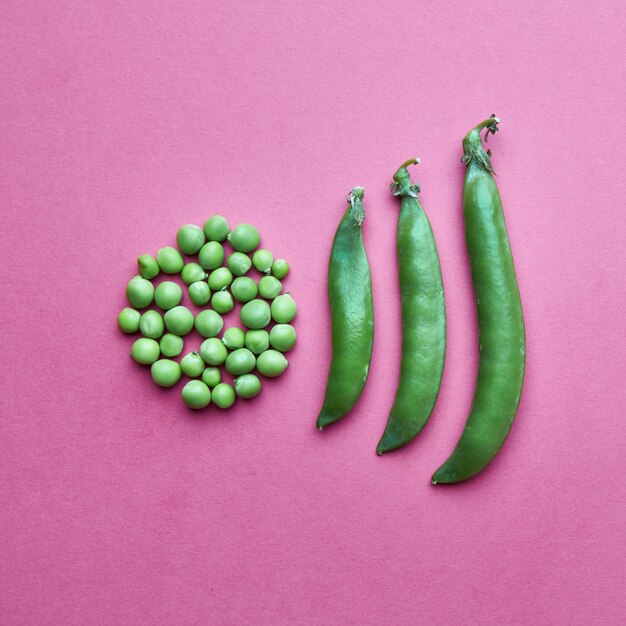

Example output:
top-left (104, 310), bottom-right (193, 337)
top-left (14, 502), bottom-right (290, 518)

top-left (1, 2), bottom-right (625, 624)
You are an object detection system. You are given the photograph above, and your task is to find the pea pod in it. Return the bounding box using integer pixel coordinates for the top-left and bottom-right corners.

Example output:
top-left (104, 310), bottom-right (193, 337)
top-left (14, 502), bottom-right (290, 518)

top-left (317, 188), bottom-right (374, 429)
top-left (432, 116), bottom-right (525, 484)
top-left (377, 159), bottom-right (446, 454)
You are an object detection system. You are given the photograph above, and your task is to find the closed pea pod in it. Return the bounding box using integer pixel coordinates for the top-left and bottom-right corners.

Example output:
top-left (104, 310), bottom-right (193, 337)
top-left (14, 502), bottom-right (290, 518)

top-left (432, 116), bottom-right (525, 484)
top-left (377, 159), bottom-right (446, 455)
top-left (316, 188), bottom-right (374, 429)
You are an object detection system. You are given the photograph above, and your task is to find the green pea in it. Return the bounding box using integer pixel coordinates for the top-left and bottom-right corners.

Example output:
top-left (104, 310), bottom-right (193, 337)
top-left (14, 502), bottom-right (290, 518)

top-left (139, 310), bottom-right (165, 339)
top-left (188, 281), bottom-right (211, 306)
top-left (180, 351), bottom-right (205, 378)
top-left (181, 380), bottom-right (211, 409)
top-left (199, 337), bottom-right (227, 365)
top-left (227, 252), bottom-right (252, 276)
top-left (151, 359), bottom-right (182, 388)
top-left (207, 267), bottom-right (233, 291)
top-left (203, 215), bottom-right (230, 242)
top-left (157, 246), bottom-right (184, 274)
top-left (244, 329), bottom-right (269, 355)
top-left (234, 374), bottom-right (262, 399)
top-left (201, 367), bottom-right (221, 388)
top-left (256, 350), bottom-right (288, 378)
top-left (160, 333), bottom-right (184, 357)
top-left (272, 259), bottom-right (290, 279)
top-left (164, 306), bottom-right (194, 335)
top-left (212, 290), bottom-right (234, 314)
top-left (269, 324), bottom-right (297, 352)
top-left (240, 299), bottom-right (271, 329)
top-left (176, 224), bottom-right (206, 255)
top-left (231, 277), bottom-right (258, 303)
top-left (198, 241), bottom-right (225, 270)
top-left (222, 327), bottom-right (245, 350)
top-left (137, 254), bottom-right (160, 279)
top-left (154, 281), bottom-right (182, 310)
top-left (212, 383), bottom-right (236, 409)
top-left (181, 262), bottom-right (208, 285)
top-left (118, 307), bottom-right (141, 333)
top-left (126, 275), bottom-right (154, 309)
top-left (251, 249), bottom-right (273, 273)
top-left (131, 337), bottom-right (160, 365)
top-left (228, 224), bottom-right (260, 253)
top-left (225, 348), bottom-right (256, 376)
top-left (271, 293), bottom-right (297, 323)
top-left (195, 310), bottom-right (224, 338)
top-left (258, 275), bottom-right (282, 299)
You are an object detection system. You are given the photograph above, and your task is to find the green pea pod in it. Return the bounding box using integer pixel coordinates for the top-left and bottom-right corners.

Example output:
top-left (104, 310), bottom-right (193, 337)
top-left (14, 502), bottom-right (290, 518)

top-left (317, 187), bottom-right (374, 429)
top-left (432, 116), bottom-right (526, 484)
top-left (377, 159), bottom-right (446, 454)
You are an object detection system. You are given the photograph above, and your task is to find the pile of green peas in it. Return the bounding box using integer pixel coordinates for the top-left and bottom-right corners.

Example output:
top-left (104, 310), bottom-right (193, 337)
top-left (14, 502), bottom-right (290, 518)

top-left (118, 216), bottom-right (297, 410)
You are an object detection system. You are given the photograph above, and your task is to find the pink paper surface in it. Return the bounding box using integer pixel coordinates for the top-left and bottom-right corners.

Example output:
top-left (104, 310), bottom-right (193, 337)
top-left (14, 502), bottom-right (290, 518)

top-left (1, 2), bottom-right (624, 624)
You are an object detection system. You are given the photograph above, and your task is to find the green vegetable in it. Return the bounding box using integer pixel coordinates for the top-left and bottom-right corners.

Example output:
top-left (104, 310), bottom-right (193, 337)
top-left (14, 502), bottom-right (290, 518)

top-left (188, 281), bottom-right (211, 306)
top-left (252, 249), bottom-right (273, 273)
top-left (269, 324), bottom-right (296, 352)
top-left (271, 259), bottom-right (289, 279)
top-left (139, 310), bottom-right (165, 339)
top-left (377, 159), bottom-right (446, 455)
top-left (159, 333), bottom-right (184, 357)
top-left (151, 359), bottom-right (182, 387)
top-left (118, 307), bottom-right (141, 334)
top-left (231, 277), bottom-right (258, 303)
top-left (198, 241), bottom-right (225, 270)
top-left (227, 252), bottom-right (252, 276)
top-left (201, 367), bottom-right (221, 388)
top-left (181, 380), bottom-right (211, 409)
top-left (222, 327), bottom-right (245, 350)
top-left (240, 299), bottom-right (271, 329)
top-left (154, 281), bottom-right (182, 310)
top-left (180, 351), bottom-right (206, 378)
top-left (234, 374), bottom-right (262, 399)
top-left (256, 350), bottom-right (288, 378)
top-left (317, 188), bottom-right (373, 429)
top-left (432, 116), bottom-right (526, 485)
top-left (194, 310), bottom-right (224, 338)
top-left (156, 246), bottom-right (184, 274)
top-left (130, 337), bottom-right (160, 365)
top-left (228, 224), bottom-right (260, 252)
top-left (244, 329), bottom-right (269, 355)
top-left (225, 348), bottom-right (256, 376)
top-left (270, 293), bottom-right (296, 323)
top-left (163, 306), bottom-right (194, 335)
top-left (126, 275), bottom-right (154, 309)
top-left (211, 383), bottom-right (236, 408)
top-left (181, 262), bottom-right (208, 285)
top-left (199, 337), bottom-right (228, 365)
top-left (203, 215), bottom-right (230, 242)
top-left (137, 254), bottom-right (160, 279)
top-left (211, 290), bottom-right (234, 314)
top-left (208, 267), bottom-right (233, 291)
top-left (176, 224), bottom-right (205, 255)
top-left (258, 276), bottom-right (282, 299)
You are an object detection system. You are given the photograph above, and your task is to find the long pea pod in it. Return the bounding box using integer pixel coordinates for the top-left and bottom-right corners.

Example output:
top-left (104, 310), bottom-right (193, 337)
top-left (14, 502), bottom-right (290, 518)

top-left (317, 188), bottom-right (374, 429)
top-left (377, 160), bottom-right (446, 454)
top-left (432, 116), bottom-right (526, 484)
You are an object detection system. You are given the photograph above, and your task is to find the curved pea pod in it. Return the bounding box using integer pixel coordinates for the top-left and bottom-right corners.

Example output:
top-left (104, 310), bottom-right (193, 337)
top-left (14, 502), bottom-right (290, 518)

top-left (432, 116), bottom-right (526, 484)
top-left (316, 187), bottom-right (374, 429)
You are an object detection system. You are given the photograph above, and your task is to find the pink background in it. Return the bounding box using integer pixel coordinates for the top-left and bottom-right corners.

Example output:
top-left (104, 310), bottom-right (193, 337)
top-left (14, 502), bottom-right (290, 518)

top-left (1, 1), bottom-right (624, 624)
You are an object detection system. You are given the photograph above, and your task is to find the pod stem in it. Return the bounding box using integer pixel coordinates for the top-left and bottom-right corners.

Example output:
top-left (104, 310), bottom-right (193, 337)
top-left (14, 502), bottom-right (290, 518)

top-left (348, 187), bottom-right (366, 227)
top-left (462, 114), bottom-right (500, 173)
top-left (391, 158), bottom-right (421, 197)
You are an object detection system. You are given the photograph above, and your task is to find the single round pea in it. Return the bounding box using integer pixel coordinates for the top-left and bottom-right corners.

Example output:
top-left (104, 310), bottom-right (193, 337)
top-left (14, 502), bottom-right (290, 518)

top-left (195, 310), bottom-right (224, 338)
top-left (227, 252), bottom-right (252, 276)
top-left (234, 374), bottom-right (262, 399)
top-left (181, 262), bottom-right (208, 285)
top-left (269, 324), bottom-right (297, 352)
top-left (198, 241), bottom-right (225, 270)
top-left (228, 224), bottom-right (261, 253)
top-left (256, 350), bottom-right (288, 378)
top-left (176, 224), bottom-right (206, 255)
top-left (131, 337), bottom-right (160, 365)
top-left (154, 281), bottom-right (182, 310)
top-left (164, 306), bottom-right (194, 335)
top-left (240, 299), bottom-right (271, 329)
top-left (212, 383), bottom-right (236, 409)
top-left (271, 293), bottom-right (297, 323)
top-left (126, 276), bottom-right (154, 309)
top-left (208, 267), bottom-right (233, 291)
top-left (137, 254), bottom-right (160, 279)
top-left (201, 367), bottom-right (221, 388)
top-left (244, 329), bottom-right (269, 355)
top-left (181, 380), bottom-right (211, 409)
top-left (272, 259), bottom-right (290, 279)
top-left (231, 276), bottom-right (258, 303)
top-left (222, 327), bottom-right (245, 350)
top-left (252, 249), bottom-right (273, 273)
top-left (258, 275), bottom-right (282, 299)
top-left (225, 348), bottom-right (256, 376)
top-left (139, 310), bottom-right (165, 339)
top-left (151, 359), bottom-right (182, 388)
top-left (203, 215), bottom-right (230, 242)
top-left (188, 281), bottom-right (211, 306)
top-left (160, 333), bottom-right (184, 357)
top-left (118, 307), bottom-right (141, 333)
top-left (199, 337), bottom-right (228, 365)
top-left (212, 290), bottom-right (234, 314)
top-left (180, 351), bottom-right (205, 378)
top-left (156, 246), bottom-right (184, 274)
